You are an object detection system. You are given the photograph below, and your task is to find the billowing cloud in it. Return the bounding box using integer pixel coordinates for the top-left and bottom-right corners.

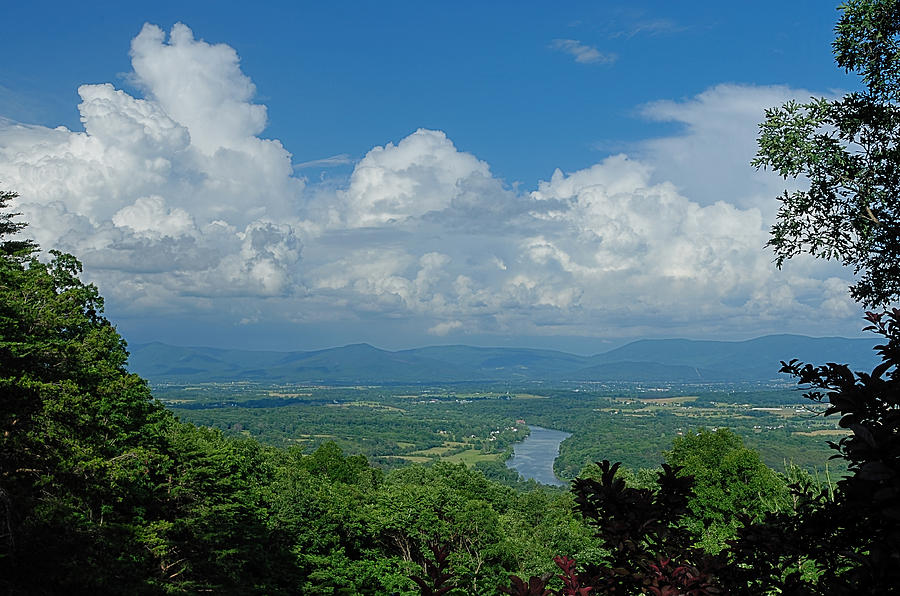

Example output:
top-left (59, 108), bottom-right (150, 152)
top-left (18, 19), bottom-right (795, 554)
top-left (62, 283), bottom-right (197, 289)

top-left (334, 129), bottom-right (494, 228)
top-left (0, 23), bottom-right (303, 303)
top-left (129, 23), bottom-right (267, 155)
top-left (112, 195), bottom-right (194, 238)
top-left (0, 24), bottom-right (863, 346)
top-left (636, 83), bottom-right (829, 211)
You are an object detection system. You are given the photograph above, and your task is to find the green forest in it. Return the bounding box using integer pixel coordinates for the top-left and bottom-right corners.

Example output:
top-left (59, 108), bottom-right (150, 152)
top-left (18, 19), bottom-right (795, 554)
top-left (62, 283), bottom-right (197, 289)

top-left (3, 1), bottom-right (900, 594)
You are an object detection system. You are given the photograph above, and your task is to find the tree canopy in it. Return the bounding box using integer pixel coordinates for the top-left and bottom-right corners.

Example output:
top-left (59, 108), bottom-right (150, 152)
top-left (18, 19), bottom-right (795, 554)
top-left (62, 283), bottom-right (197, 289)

top-left (665, 428), bottom-right (788, 552)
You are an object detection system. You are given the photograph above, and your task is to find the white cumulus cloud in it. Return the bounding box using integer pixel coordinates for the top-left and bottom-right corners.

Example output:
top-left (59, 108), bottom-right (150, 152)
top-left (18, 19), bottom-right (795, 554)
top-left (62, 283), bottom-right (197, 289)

top-left (0, 24), bottom-right (865, 344)
top-left (0, 23), bottom-right (304, 305)
top-left (333, 129), bottom-right (494, 228)
top-left (130, 23), bottom-right (267, 155)
top-left (636, 83), bottom-right (831, 211)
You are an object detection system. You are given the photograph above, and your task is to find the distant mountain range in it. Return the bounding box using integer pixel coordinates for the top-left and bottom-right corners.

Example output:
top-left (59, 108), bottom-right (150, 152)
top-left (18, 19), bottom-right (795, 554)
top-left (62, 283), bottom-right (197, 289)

top-left (127, 334), bottom-right (880, 385)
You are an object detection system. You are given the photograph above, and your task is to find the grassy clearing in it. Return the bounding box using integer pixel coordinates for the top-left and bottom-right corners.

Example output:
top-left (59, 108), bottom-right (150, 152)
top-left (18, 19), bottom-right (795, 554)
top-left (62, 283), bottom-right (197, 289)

top-left (411, 441), bottom-right (470, 456)
top-left (325, 401), bottom-right (406, 412)
top-left (402, 439), bottom-right (503, 467)
top-left (635, 396), bottom-right (699, 404)
top-left (377, 450), bottom-right (502, 466)
top-left (413, 446), bottom-right (453, 456)
top-left (793, 429), bottom-right (848, 437)
top-left (443, 449), bottom-right (502, 466)
top-left (380, 455), bottom-right (433, 464)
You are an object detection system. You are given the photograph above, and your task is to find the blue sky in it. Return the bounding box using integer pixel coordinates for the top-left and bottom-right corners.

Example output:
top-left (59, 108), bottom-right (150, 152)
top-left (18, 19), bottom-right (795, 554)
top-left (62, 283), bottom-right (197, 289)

top-left (0, 1), bottom-right (869, 353)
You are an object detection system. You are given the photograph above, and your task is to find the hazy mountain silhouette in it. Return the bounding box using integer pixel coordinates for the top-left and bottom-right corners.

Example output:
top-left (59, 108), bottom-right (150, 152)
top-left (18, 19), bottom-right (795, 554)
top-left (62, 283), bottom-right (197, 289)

top-left (128, 334), bottom-right (878, 384)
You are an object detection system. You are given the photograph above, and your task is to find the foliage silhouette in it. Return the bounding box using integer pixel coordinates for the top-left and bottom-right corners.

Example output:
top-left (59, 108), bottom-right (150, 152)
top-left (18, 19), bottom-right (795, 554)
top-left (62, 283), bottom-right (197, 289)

top-left (500, 462), bottom-right (722, 595)
top-left (754, 0), bottom-right (900, 307)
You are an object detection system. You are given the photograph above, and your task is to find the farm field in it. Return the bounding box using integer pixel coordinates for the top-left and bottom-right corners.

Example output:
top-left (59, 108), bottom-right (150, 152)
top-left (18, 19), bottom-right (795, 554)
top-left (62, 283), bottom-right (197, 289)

top-left (157, 382), bottom-right (846, 479)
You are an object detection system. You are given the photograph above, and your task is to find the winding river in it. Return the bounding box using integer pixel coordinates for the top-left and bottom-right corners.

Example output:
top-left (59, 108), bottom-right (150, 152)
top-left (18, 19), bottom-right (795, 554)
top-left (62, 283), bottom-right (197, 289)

top-left (506, 425), bottom-right (571, 486)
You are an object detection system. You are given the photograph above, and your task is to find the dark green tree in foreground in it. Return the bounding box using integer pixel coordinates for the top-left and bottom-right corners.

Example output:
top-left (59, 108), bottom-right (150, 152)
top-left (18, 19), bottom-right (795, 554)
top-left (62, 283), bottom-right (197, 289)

top-left (720, 309), bottom-right (900, 594)
top-left (664, 428), bottom-right (788, 553)
top-left (754, 0), bottom-right (900, 307)
top-left (501, 461), bottom-right (725, 595)
top-left (0, 189), bottom-right (172, 591)
top-left (722, 1), bottom-right (900, 591)
top-left (742, 3), bottom-right (900, 586)
top-left (0, 191), bottom-right (301, 594)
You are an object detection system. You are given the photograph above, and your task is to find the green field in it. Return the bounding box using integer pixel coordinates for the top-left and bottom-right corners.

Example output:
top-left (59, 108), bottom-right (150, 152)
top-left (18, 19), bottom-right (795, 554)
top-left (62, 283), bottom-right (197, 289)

top-left (158, 382), bottom-right (844, 477)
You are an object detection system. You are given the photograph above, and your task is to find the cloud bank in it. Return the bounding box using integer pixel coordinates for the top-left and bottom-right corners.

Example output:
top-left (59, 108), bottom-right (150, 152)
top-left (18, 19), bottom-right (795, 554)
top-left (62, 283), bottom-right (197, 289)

top-left (0, 23), bottom-right (861, 346)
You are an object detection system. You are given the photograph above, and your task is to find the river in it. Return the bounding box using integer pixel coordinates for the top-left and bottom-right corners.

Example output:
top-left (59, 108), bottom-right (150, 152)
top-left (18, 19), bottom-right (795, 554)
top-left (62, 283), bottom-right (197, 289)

top-left (506, 425), bottom-right (572, 486)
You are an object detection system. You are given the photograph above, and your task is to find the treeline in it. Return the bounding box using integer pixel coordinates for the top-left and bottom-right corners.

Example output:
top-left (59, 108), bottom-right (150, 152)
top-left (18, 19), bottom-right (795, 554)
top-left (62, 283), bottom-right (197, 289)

top-left (178, 398), bottom-right (526, 463)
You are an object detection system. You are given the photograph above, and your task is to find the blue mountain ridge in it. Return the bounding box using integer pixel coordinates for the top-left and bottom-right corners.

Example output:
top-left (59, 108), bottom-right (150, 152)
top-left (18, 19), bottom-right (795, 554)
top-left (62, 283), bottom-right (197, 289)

top-left (127, 334), bottom-right (879, 384)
